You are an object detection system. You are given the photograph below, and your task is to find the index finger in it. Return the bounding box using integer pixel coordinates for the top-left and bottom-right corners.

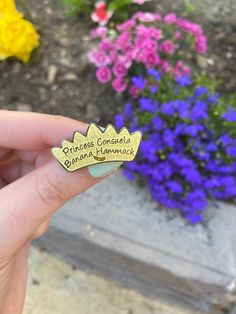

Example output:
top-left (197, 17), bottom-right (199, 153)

top-left (0, 110), bottom-right (88, 150)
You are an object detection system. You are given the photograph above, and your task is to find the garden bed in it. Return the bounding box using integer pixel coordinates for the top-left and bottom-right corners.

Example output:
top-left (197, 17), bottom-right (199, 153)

top-left (0, 0), bottom-right (235, 125)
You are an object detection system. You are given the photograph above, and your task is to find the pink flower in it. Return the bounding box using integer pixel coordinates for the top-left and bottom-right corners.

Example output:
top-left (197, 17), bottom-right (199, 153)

top-left (174, 31), bottom-right (182, 40)
top-left (96, 66), bottom-right (111, 83)
top-left (175, 61), bottom-right (184, 68)
top-left (118, 55), bottom-right (133, 68)
top-left (195, 35), bottom-right (207, 54)
top-left (113, 62), bottom-right (128, 77)
top-left (182, 65), bottom-right (190, 75)
top-left (173, 61), bottom-right (190, 77)
top-left (148, 27), bottom-right (162, 40)
top-left (177, 19), bottom-right (203, 36)
top-left (115, 31), bottom-right (131, 50)
top-left (99, 38), bottom-right (113, 51)
top-left (131, 12), bottom-right (142, 21)
top-left (91, 2), bottom-right (113, 26)
top-left (159, 60), bottom-right (171, 73)
top-left (163, 13), bottom-right (177, 24)
top-left (177, 19), bottom-right (191, 31)
top-left (143, 52), bottom-right (160, 67)
top-left (88, 50), bottom-right (109, 67)
top-left (112, 78), bottom-right (127, 93)
top-left (89, 10), bottom-right (208, 92)
top-left (190, 23), bottom-right (203, 36)
top-left (107, 50), bottom-right (118, 63)
top-left (153, 13), bottom-right (162, 21)
top-left (90, 26), bottom-right (108, 38)
top-left (132, 0), bottom-right (150, 4)
top-left (135, 25), bottom-right (150, 39)
top-left (137, 12), bottom-right (156, 23)
top-left (116, 19), bottom-right (135, 32)
top-left (129, 85), bottom-right (140, 99)
top-left (143, 39), bottom-right (158, 52)
top-left (159, 39), bottom-right (175, 55)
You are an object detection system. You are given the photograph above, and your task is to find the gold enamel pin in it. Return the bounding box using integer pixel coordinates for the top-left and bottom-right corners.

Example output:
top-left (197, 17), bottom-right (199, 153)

top-left (52, 123), bottom-right (142, 172)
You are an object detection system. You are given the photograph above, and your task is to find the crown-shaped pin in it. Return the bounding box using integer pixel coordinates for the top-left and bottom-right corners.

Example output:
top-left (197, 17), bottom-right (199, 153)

top-left (52, 123), bottom-right (142, 172)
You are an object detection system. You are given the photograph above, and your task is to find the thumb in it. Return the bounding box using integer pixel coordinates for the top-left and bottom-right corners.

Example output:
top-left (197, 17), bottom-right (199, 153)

top-left (0, 154), bottom-right (120, 253)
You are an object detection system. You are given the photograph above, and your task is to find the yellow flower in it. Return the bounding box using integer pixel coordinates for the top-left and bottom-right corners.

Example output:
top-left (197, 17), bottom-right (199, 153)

top-left (0, 0), bottom-right (16, 15)
top-left (0, 1), bottom-right (39, 63)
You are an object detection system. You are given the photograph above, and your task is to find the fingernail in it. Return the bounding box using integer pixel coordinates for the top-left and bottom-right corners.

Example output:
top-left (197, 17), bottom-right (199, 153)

top-left (98, 125), bottom-right (105, 131)
top-left (88, 161), bottom-right (123, 178)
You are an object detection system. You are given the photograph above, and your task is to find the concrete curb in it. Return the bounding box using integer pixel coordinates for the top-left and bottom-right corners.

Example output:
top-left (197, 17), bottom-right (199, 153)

top-left (35, 171), bottom-right (236, 313)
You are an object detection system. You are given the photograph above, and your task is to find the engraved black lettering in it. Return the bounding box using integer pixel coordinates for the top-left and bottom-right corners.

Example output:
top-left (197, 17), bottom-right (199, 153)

top-left (64, 160), bottom-right (71, 168)
top-left (63, 147), bottom-right (70, 156)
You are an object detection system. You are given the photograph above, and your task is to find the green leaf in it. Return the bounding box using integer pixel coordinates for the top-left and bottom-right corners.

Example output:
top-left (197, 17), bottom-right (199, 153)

top-left (183, 0), bottom-right (197, 14)
top-left (108, 0), bottom-right (132, 11)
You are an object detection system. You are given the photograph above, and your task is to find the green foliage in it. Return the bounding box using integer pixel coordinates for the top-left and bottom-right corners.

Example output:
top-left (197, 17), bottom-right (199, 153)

top-left (226, 93), bottom-right (236, 107)
top-left (183, 0), bottom-right (197, 15)
top-left (59, 0), bottom-right (148, 23)
top-left (108, 0), bottom-right (138, 22)
top-left (141, 73), bottom-right (236, 142)
top-left (59, 0), bottom-right (94, 16)
top-left (107, 0), bottom-right (132, 11)
top-left (193, 75), bottom-right (236, 138)
top-left (194, 74), bottom-right (221, 93)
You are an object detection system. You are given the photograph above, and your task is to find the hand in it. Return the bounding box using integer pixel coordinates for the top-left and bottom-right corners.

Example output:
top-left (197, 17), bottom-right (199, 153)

top-left (0, 111), bottom-right (108, 314)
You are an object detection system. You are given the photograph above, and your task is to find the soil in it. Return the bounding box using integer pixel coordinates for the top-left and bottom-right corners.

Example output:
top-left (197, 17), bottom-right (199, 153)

top-left (0, 0), bottom-right (235, 124)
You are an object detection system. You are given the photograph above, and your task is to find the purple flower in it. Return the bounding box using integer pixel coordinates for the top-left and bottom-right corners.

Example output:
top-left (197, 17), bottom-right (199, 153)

top-left (162, 101), bottom-right (175, 116)
top-left (152, 116), bottom-right (163, 131)
top-left (175, 100), bottom-right (189, 119)
top-left (205, 142), bottom-right (218, 152)
top-left (131, 76), bottom-right (145, 90)
top-left (185, 189), bottom-right (207, 211)
top-left (124, 103), bottom-right (133, 117)
top-left (207, 93), bottom-right (219, 105)
top-left (147, 68), bottom-right (161, 80)
top-left (114, 114), bottom-right (124, 128)
top-left (125, 161), bottom-right (138, 171)
top-left (226, 146), bottom-right (236, 157)
top-left (123, 169), bottom-right (135, 180)
top-left (140, 140), bottom-right (158, 162)
top-left (175, 75), bottom-right (192, 87)
top-left (138, 163), bottom-right (153, 176)
top-left (166, 181), bottom-right (183, 194)
top-left (150, 86), bottom-right (158, 94)
top-left (181, 167), bottom-right (202, 185)
top-left (174, 123), bottom-right (186, 135)
top-left (139, 97), bottom-right (155, 113)
top-left (191, 101), bottom-right (208, 121)
top-left (163, 128), bottom-right (176, 147)
top-left (219, 134), bottom-right (233, 147)
top-left (116, 79), bottom-right (236, 224)
top-left (169, 154), bottom-right (195, 168)
top-left (184, 212), bottom-right (203, 224)
top-left (222, 108), bottom-right (236, 122)
top-left (194, 86), bottom-right (208, 97)
top-left (185, 124), bottom-right (204, 136)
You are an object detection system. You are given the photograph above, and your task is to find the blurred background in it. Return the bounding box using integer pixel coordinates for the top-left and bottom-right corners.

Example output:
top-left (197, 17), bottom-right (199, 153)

top-left (0, 0), bottom-right (236, 313)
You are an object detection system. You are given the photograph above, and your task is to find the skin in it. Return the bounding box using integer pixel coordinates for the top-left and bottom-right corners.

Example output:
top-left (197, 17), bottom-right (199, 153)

top-left (0, 110), bottom-right (105, 314)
